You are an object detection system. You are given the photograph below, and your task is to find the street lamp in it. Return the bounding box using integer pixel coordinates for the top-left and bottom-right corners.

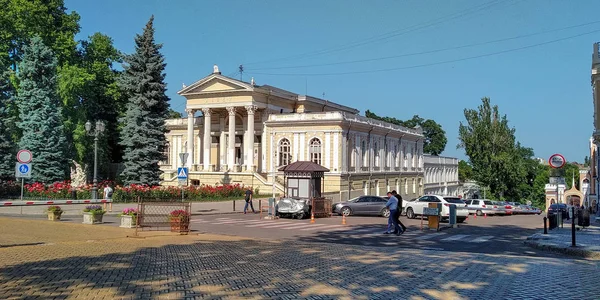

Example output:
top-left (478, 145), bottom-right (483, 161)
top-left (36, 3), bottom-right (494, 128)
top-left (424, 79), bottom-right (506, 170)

top-left (85, 120), bottom-right (105, 200)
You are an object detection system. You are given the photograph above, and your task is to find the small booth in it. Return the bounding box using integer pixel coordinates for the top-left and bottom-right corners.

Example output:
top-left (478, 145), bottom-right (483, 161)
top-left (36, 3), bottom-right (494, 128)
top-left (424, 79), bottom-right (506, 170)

top-left (278, 161), bottom-right (332, 217)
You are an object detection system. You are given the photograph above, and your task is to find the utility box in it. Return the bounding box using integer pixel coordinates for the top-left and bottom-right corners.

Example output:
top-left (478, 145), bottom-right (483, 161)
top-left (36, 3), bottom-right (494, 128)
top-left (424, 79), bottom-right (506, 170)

top-left (448, 204), bottom-right (457, 227)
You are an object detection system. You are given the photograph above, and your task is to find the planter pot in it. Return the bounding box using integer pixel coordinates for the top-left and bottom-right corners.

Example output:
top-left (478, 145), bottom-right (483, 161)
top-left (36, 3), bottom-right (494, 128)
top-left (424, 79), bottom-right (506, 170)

top-left (120, 215), bottom-right (137, 228)
top-left (47, 212), bottom-right (62, 221)
top-left (82, 212), bottom-right (104, 224)
top-left (170, 218), bottom-right (190, 234)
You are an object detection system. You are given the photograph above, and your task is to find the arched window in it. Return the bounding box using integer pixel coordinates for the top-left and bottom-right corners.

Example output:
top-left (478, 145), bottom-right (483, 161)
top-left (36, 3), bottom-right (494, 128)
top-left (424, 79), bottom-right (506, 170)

top-left (278, 138), bottom-right (291, 166)
top-left (374, 142), bottom-right (379, 167)
top-left (395, 145), bottom-right (400, 168)
top-left (309, 138), bottom-right (322, 165)
top-left (404, 178), bottom-right (408, 194)
top-left (361, 140), bottom-right (367, 167)
top-left (162, 141), bottom-right (170, 165)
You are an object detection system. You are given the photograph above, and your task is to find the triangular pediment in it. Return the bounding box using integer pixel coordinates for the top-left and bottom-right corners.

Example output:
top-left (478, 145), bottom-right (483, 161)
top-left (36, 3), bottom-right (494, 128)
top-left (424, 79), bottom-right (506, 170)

top-left (178, 74), bottom-right (253, 95)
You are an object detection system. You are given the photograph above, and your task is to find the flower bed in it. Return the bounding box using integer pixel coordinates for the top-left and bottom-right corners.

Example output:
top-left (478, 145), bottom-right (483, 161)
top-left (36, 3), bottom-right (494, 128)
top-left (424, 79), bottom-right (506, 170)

top-left (0, 180), bottom-right (248, 202)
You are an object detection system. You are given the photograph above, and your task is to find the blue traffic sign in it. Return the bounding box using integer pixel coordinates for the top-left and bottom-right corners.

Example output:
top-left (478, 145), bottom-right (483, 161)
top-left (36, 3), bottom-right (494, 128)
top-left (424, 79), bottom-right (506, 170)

top-left (177, 167), bottom-right (188, 179)
top-left (15, 162), bottom-right (31, 178)
top-left (19, 164), bottom-right (29, 173)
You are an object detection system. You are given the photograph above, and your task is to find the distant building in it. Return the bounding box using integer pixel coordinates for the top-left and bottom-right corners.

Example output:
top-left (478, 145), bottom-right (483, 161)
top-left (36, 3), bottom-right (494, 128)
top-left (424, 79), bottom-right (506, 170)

top-left (589, 43), bottom-right (600, 213)
top-left (423, 155), bottom-right (459, 196)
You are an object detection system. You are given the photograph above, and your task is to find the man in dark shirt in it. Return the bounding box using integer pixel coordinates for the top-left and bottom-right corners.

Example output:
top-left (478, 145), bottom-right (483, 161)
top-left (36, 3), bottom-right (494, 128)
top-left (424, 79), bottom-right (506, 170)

top-left (244, 188), bottom-right (255, 214)
top-left (392, 190), bottom-right (407, 233)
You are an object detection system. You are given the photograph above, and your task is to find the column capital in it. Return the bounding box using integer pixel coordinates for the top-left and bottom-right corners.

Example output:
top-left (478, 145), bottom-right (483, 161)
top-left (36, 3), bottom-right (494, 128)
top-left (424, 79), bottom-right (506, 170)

top-left (201, 108), bottom-right (212, 117)
top-left (186, 109), bottom-right (195, 117)
top-left (226, 106), bottom-right (236, 116)
top-left (245, 105), bottom-right (258, 115)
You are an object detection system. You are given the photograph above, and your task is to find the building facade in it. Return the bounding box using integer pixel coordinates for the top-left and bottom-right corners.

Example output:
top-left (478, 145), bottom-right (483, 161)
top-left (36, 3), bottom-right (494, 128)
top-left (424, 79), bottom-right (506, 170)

top-left (590, 43), bottom-right (600, 213)
top-left (159, 66), bottom-right (425, 201)
top-left (423, 155), bottom-right (459, 196)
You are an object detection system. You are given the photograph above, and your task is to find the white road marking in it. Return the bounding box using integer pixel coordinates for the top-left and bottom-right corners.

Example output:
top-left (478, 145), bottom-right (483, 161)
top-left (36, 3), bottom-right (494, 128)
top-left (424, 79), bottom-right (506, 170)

top-left (469, 236), bottom-right (494, 243)
top-left (244, 222), bottom-right (298, 228)
top-left (415, 232), bottom-right (446, 240)
top-left (440, 234), bottom-right (469, 241)
top-left (299, 224), bottom-right (343, 231)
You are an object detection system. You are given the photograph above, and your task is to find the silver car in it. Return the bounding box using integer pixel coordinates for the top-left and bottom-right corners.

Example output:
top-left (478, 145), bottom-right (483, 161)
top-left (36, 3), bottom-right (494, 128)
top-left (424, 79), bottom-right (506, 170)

top-left (333, 195), bottom-right (391, 218)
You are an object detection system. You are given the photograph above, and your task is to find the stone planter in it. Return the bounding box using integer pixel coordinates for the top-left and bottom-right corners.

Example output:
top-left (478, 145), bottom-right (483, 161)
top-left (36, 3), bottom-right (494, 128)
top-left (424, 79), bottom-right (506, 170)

top-left (82, 212), bottom-right (104, 224)
top-left (170, 218), bottom-right (190, 234)
top-left (120, 215), bottom-right (137, 228)
top-left (47, 211), bottom-right (62, 221)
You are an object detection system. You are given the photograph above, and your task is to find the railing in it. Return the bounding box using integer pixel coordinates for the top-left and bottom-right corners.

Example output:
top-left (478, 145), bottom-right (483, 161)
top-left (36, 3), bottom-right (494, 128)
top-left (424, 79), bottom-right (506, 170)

top-left (311, 197), bottom-right (333, 218)
top-left (135, 198), bottom-right (191, 236)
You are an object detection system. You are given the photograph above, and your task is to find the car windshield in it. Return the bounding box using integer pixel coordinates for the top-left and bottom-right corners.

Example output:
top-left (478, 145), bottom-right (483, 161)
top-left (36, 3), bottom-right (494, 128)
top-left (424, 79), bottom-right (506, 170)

top-left (444, 197), bottom-right (464, 204)
top-left (348, 197), bottom-right (360, 203)
top-left (483, 200), bottom-right (494, 205)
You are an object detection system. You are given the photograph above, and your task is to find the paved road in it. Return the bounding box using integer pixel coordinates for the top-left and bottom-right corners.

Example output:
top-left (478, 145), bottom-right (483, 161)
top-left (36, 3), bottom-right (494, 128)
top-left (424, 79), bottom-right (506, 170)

top-left (188, 213), bottom-right (563, 258)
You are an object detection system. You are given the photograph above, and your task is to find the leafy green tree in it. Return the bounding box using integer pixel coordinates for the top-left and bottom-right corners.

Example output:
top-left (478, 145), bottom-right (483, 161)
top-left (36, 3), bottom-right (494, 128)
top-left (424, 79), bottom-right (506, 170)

top-left (167, 108), bottom-right (182, 119)
top-left (584, 156), bottom-right (590, 167)
top-left (15, 36), bottom-right (67, 183)
top-left (458, 160), bottom-right (473, 182)
top-left (458, 97), bottom-right (523, 199)
top-left (0, 69), bottom-right (14, 180)
top-left (365, 110), bottom-right (447, 155)
top-left (119, 16), bottom-right (169, 186)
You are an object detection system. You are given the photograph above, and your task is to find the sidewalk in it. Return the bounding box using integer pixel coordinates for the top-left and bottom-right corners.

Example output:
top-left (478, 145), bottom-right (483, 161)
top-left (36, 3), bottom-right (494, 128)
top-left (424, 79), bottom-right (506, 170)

top-left (525, 220), bottom-right (600, 259)
top-left (0, 198), bottom-right (271, 217)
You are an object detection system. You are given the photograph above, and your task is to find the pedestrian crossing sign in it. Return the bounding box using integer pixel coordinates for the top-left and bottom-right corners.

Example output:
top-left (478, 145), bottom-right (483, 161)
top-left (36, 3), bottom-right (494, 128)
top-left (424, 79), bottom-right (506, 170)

top-left (177, 167), bottom-right (188, 179)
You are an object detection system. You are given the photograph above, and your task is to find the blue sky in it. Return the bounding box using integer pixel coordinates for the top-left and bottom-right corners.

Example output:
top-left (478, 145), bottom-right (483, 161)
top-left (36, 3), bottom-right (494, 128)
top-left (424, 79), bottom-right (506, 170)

top-left (66, 0), bottom-right (600, 163)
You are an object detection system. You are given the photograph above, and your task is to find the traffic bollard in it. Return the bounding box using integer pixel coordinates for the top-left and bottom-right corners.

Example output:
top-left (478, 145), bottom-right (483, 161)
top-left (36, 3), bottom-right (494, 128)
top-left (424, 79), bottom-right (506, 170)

top-left (571, 207), bottom-right (576, 247)
top-left (543, 217), bottom-right (548, 234)
top-left (233, 200), bottom-right (236, 212)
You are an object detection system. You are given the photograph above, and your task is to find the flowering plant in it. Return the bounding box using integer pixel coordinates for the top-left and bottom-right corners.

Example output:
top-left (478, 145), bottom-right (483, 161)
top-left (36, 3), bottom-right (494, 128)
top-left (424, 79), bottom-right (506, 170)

top-left (119, 208), bottom-right (138, 216)
top-left (46, 205), bottom-right (63, 214)
top-left (83, 205), bottom-right (105, 215)
top-left (169, 210), bottom-right (190, 221)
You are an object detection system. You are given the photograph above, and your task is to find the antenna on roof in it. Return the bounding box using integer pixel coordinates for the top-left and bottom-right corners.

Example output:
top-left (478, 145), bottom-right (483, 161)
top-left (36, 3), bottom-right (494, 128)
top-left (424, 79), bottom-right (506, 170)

top-left (239, 64), bottom-right (244, 81)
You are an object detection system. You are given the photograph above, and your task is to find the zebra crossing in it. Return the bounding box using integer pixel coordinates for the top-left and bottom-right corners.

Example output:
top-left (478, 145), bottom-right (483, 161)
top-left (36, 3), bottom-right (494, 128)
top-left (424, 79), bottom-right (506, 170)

top-left (190, 217), bottom-right (346, 232)
top-left (191, 217), bottom-right (495, 243)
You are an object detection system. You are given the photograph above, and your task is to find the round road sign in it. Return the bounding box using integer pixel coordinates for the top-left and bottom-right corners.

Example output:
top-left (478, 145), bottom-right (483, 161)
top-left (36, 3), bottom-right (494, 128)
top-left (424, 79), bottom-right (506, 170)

top-left (17, 149), bottom-right (32, 163)
top-left (548, 153), bottom-right (566, 169)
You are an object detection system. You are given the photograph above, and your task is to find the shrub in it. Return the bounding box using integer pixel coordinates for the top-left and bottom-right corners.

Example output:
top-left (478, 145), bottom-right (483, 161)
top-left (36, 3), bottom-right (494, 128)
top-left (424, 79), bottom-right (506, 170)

top-left (46, 205), bottom-right (63, 214)
top-left (83, 205), bottom-right (105, 215)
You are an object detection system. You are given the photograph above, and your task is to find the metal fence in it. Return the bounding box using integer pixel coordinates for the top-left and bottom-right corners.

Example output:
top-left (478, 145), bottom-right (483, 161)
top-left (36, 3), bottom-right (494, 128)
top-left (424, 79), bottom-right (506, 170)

top-left (135, 198), bottom-right (191, 236)
top-left (311, 197), bottom-right (333, 218)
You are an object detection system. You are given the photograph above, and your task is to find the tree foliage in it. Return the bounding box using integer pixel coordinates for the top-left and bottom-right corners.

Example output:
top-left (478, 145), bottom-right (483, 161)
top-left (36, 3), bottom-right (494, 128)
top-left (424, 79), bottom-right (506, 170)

top-left (0, 69), bottom-right (13, 180)
top-left (15, 36), bottom-right (67, 183)
top-left (365, 110), bottom-right (447, 155)
top-left (119, 16), bottom-right (169, 186)
top-left (458, 160), bottom-right (473, 182)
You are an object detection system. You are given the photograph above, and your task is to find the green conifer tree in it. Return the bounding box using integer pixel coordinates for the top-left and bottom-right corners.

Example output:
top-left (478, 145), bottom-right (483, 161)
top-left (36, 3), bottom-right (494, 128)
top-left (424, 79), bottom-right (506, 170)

top-left (15, 36), bottom-right (67, 183)
top-left (119, 16), bottom-right (169, 186)
top-left (0, 69), bottom-right (14, 180)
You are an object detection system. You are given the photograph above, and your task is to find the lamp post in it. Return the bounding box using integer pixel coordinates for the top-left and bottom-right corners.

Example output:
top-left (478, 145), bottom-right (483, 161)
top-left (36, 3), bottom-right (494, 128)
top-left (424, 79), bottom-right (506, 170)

top-left (85, 120), bottom-right (105, 200)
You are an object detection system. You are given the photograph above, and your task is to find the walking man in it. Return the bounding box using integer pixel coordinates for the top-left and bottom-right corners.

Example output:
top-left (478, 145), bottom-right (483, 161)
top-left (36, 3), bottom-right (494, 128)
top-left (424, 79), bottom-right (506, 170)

top-left (392, 190), bottom-right (407, 233)
top-left (244, 187), bottom-right (255, 214)
top-left (384, 191), bottom-right (401, 235)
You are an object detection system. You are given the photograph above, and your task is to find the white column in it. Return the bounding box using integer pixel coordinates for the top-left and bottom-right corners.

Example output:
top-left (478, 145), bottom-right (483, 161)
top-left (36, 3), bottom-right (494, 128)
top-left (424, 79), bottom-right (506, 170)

top-left (245, 105), bottom-right (257, 171)
top-left (186, 109), bottom-right (195, 169)
top-left (219, 115), bottom-right (225, 170)
top-left (341, 132), bottom-right (347, 172)
top-left (293, 133), bottom-right (299, 161)
top-left (202, 108), bottom-right (211, 171)
top-left (325, 132), bottom-right (331, 168)
top-left (227, 106), bottom-right (236, 170)
top-left (270, 133), bottom-right (274, 173)
top-left (261, 110), bottom-right (268, 172)
top-left (333, 132), bottom-right (339, 171)
top-left (299, 133), bottom-right (306, 161)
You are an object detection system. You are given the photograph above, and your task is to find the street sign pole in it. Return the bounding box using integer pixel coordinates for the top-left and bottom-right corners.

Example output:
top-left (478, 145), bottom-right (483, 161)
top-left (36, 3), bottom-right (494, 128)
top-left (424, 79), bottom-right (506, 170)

top-left (20, 178), bottom-right (24, 200)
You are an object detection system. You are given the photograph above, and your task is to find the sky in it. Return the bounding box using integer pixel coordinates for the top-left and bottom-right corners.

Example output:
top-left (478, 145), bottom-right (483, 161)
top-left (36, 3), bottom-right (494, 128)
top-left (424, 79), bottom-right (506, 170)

top-left (66, 0), bottom-right (600, 163)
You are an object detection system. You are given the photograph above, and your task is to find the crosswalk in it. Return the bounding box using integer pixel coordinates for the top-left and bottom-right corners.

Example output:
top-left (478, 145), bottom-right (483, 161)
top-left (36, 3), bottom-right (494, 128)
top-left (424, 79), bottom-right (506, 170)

top-left (191, 217), bottom-right (495, 243)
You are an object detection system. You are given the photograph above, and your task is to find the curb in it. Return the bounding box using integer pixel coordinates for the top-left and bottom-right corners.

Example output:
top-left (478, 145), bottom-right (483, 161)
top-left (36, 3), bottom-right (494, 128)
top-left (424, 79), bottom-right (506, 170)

top-left (523, 240), bottom-right (600, 260)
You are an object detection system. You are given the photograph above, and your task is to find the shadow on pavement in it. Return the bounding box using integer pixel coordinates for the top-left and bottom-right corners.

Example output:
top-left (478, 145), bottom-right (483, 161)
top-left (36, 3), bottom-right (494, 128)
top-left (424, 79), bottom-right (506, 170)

top-left (0, 236), bottom-right (593, 299)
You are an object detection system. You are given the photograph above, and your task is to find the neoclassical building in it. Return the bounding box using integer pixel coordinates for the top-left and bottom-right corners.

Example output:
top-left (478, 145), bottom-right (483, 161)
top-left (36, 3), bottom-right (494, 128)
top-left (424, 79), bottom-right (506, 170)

top-left (423, 155), bottom-right (459, 196)
top-left (159, 65), bottom-right (425, 201)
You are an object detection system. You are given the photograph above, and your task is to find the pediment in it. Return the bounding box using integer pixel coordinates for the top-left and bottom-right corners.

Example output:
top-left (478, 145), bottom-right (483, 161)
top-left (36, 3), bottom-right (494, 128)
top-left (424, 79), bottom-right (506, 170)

top-left (179, 75), bottom-right (253, 95)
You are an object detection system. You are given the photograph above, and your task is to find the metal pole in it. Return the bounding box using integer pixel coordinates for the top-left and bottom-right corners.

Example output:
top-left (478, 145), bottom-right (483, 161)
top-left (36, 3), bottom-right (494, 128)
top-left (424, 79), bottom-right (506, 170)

top-left (20, 178), bottom-right (24, 201)
top-left (571, 206), bottom-right (576, 247)
top-left (543, 217), bottom-right (548, 234)
top-left (556, 183), bottom-right (559, 230)
top-left (92, 134), bottom-right (98, 200)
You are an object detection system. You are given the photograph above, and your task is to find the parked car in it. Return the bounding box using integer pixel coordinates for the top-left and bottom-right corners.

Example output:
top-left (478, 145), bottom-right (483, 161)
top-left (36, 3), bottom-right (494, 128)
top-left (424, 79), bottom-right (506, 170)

top-left (464, 199), bottom-right (496, 216)
top-left (491, 201), bottom-right (507, 215)
top-left (405, 195), bottom-right (469, 223)
top-left (332, 195), bottom-right (390, 217)
top-left (501, 202), bottom-right (514, 215)
top-left (529, 206), bottom-right (542, 215)
top-left (548, 203), bottom-right (568, 219)
top-left (276, 198), bottom-right (311, 219)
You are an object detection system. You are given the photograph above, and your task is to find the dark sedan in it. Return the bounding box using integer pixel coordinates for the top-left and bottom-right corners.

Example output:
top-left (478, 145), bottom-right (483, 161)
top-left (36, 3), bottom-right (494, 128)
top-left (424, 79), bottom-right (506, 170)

top-left (332, 195), bottom-right (390, 217)
top-left (548, 203), bottom-right (568, 219)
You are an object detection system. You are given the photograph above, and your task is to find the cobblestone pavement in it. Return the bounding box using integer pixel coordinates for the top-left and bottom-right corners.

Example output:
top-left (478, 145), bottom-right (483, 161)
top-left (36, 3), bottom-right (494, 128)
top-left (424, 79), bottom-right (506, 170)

top-left (0, 218), bottom-right (598, 299)
top-left (526, 222), bottom-right (600, 258)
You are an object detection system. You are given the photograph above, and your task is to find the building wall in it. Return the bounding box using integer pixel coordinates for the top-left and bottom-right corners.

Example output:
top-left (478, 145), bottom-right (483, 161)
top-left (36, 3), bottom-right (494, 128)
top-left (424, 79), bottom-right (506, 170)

top-left (423, 155), bottom-right (460, 196)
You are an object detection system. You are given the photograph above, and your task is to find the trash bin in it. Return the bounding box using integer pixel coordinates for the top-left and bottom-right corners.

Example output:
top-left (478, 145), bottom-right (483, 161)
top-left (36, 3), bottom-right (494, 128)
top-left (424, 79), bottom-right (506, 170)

top-left (582, 209), bottom-right (590, 227)
top-left (548, 213), bottom-right (557, 230)
top-left (71, 189), bottom-right (77, 200)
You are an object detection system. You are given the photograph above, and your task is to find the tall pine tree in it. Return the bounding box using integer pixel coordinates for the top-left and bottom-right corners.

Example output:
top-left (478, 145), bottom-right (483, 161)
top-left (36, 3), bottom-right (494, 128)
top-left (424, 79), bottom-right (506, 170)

top-left (119, 16), bottom-right (169, 186)
top-left (0, 69), bottom-right (14, 180)
top-left (16, 36), bottom-right (67, 183)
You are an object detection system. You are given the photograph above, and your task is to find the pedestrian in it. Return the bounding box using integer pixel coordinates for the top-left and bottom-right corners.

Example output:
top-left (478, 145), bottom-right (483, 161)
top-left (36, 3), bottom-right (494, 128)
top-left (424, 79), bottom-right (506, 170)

top-left (384, 191), bottom-right (401, 235)
top-left (392, 190), bottom-right (407, 233)
top-left (103, 184), bottom-right (113, 200)
top-left (244, 187), bottom-right (255, 214)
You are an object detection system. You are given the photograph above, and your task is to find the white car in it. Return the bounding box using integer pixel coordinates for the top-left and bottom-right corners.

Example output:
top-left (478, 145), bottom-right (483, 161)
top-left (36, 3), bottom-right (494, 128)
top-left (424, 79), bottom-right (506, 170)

top-left (405, 195), bottom-right (469, 223)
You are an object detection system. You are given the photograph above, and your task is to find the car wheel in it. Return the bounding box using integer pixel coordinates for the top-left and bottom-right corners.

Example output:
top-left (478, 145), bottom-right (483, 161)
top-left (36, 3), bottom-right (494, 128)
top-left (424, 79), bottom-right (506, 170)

top-left (296, 212), bottom-right (305, 219)
top-left (381, 208), bottom-right (390, 218)
top-left (341, 206), bottom-right (351, 217)
top-left (476, 210), bottom-right (483, 216)
top-left (406, 207), bottom-right (415, 219)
